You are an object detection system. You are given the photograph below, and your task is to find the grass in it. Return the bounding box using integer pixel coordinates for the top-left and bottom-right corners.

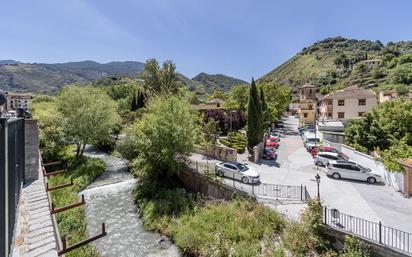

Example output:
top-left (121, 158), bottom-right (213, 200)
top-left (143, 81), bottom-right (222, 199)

top-left (47, 154), bottom-right (106, 257)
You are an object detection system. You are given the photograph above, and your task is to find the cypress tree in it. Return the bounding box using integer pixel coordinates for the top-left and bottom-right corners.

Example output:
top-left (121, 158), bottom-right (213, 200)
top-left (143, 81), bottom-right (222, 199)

top-left (131, 91), bottom-right (138, 111)
top-left (136, 90), bottom-right (146, 109)
top-left (260, 87), bottom-right (269, 129)
top-left (247, 78), bottom-right (263, 153)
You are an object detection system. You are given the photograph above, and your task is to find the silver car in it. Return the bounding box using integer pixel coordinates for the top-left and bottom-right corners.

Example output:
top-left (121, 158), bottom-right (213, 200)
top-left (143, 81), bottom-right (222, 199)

top-left (326, 160), bottom-right (382, 184)
top-left (215, 161), bottom-right (260, 184)
top-left (314, 152), bottom-right (349, 167)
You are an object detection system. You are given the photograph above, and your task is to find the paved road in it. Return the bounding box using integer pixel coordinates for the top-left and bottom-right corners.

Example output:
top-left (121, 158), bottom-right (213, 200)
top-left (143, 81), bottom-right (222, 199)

top-left (192, 116), bottom-right (412, 234)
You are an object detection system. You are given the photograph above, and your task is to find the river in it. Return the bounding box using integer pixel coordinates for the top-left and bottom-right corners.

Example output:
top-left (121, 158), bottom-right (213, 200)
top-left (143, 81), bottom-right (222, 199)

top-left (82, 146), bottom-right (181, 257)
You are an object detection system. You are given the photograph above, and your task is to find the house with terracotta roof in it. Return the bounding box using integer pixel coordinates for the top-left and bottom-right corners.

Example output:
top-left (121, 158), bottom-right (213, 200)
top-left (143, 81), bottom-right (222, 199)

top-left (318, 85), bottom-right (377, 120)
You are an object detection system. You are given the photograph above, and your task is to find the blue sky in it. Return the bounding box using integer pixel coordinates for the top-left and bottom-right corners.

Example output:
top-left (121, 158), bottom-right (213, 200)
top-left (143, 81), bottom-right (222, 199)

top-left (1, 0), bottom-right (412, 80)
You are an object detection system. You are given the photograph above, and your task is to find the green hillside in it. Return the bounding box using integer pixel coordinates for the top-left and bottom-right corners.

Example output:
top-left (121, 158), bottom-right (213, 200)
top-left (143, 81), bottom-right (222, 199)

top-left (259, 37), bottom-right (412, 95)
top-left (192, 72), bottom-right (249, 93)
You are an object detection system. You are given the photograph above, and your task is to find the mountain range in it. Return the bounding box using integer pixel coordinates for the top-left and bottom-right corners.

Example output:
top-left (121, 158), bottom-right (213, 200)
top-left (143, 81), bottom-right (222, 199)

top-left (0, 60), bottom-right (247, 95)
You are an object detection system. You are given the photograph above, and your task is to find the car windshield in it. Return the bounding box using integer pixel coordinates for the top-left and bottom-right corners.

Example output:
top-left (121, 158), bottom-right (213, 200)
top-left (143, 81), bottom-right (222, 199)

top-left (233, 163), bottom-right (249, 172)
top-left (307, 138), bottom-right (320, 143)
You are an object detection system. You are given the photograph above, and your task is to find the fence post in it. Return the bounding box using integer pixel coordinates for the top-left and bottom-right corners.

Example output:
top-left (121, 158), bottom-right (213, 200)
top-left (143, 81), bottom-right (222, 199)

top-left (324, 206), bottom-right (327, 224)
top-left (252, 183), bottom-right (254, 196)
top-left (196, 161), bottom-right (198, 173)
top-left (300, 185), bottom-right (303, 201)
top-left (233, 172), bottom-right (235, 187)
top-left (379, 221), bottom-right (382, 244)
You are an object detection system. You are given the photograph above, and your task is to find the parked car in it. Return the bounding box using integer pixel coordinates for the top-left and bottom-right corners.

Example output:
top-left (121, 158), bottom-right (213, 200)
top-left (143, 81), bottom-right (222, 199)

top-left (265, 137), bottom-right (279, 148)
top-left (304, 137), bottom-right (321, 151)
top-left (311, 146), bottom-right (348, 159)
top-left (326, 160), bottom-right (382, 184)
top-left (215, 161), bottom-right (260, 184)
top-left (270, 132), bottom-right (281, 141)
top-left (263, 148), bottom-right (278, 160)
top-left (313, 152), bottom-right (349, 166)
top-left (274, 128), bottom-right (287, 135)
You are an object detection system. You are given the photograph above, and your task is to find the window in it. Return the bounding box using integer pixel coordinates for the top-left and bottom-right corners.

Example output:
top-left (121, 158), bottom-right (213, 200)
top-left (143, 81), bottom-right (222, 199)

top-left (303, 113), bottom-right (308, 118)
top-left (327, 100), bottom-right (332, 106)
top-left (309, 89), bottom-right (312, 94)
top-left (223, 164), bottom-right (236, 170)
top-left (338, 100), bottom-right (345, 106)
top-left (358, 99), bottom-right (366, 105)
top-left (358, 112), bottom-right (365, 117)
top-left (338, 112), bottom-right (345, 119)
top-left (309, 104), bottom-right (313, 110)
top-left (328, 112), bottom-right (332, 118)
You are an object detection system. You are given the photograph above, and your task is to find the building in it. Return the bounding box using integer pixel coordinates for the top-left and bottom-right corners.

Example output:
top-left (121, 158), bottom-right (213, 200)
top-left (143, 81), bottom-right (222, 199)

top-left (319, 85), bottom-right (377, 120)
top-left (4, 92), bottom-right (33, 111)
top-left (379, 89), bottom-right (412, 103)
top-left (298, 84), bottom-right (318, 125)
top-left (288, 103), bottom-right (300, 115)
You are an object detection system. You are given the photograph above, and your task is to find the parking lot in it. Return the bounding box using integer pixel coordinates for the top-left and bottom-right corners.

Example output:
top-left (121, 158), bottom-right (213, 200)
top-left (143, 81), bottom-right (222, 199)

top-left (191, 116), bottom-right (412, 233)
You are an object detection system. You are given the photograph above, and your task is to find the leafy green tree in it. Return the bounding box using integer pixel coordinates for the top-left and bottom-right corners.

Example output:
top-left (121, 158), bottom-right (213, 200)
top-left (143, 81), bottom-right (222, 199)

top-left (208, 90), bottom-right (228, 101)
top-left (139, 59), bottom-right (182, 95)
top-left (247, 78), bottom-right (263, 152)
top-left (57, 86), bottom-right (120, 158)
top-left (131, 95), bottom-right (195, 180)
top-left (340, 236), bottom-right (370, 257)
top-left (32, 100), bottom-right (65, 161)
top-left (202, 118), bottom-right (219, 144)
top-left (225, 84), bottom-right (249, 111)
top-left (260, 83), bottom-right (291, 122)
top-left (389, 63), bottom-right (412, 84)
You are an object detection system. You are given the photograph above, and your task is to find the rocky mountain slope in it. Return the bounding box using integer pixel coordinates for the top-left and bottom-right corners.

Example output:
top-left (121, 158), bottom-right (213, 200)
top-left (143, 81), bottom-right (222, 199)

top-left (192, 72), bottom-right (248, 93)
top-left (258, 37), bottom-right (412, 95)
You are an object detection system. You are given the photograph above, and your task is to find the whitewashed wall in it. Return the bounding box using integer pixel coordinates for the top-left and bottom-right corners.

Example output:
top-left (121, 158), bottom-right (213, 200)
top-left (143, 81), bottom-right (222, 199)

top-left (323, 140), bottom-right (405, 193)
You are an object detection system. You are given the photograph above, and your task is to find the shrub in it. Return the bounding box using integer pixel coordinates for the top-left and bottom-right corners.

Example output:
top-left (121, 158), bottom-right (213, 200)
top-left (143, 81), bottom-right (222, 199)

top-left (340, 236), bottom-right (370, 257)
top-left (170, 200), bottom-right (286, 256)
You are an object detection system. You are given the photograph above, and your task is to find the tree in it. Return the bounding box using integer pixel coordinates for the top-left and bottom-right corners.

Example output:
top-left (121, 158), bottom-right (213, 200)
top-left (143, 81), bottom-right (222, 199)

top-left (131, 95), bottom-right (195, 180)
top-left (139, 59), bottom-right (182, 95)
top-left (247, 78), bottom-right (263, 152)
top-left (225, 84), bottom-right (249, 111)
top-left (260, 83), bottom-right (291, 122)
top-left (260, 87), bottom-right (270, 129)
top-left (32, 100), bottom-right (65, 161)
top-left (202, 118), bottom-right (219, 144)
top-left (208, 90), bottom-right (228, 101)
top-left (57, 86), bottom-right (120, 158)
top-left (130, 92), bottom-right (138, 111)
top-left (389, 63), bottom-right (412, 85)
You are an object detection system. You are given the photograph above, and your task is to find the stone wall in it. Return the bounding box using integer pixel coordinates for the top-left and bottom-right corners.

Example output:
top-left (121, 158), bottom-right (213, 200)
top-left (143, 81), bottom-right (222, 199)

top-left (24, 119), bottom-right (39, 182)
top-left (323, 226), bottom-right (410, 257)
top-left (195, 145), bottom-right (237, 162)
top-left (177, 169), bottom-right (251, 200)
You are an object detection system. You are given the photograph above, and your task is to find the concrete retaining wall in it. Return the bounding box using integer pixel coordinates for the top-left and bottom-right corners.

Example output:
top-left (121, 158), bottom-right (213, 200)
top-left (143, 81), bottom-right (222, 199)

top-left (323, 226), bottom-right (410, 257)
top-left (195, 145), bottom-right (237, 162)
top-left (177, 169), bottom-right (251, 200)
top-left (324, 140), bottom-right (405, 193)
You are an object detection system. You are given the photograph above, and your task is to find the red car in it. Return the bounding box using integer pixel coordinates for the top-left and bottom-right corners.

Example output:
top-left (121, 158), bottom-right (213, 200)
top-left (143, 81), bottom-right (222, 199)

top-left (310, 146), bottom-right (348, 159)
top-left (265, 138), bottom-right (279, 148)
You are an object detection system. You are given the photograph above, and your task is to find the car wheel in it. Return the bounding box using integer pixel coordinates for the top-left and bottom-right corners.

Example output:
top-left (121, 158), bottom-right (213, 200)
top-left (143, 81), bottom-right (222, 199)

top-left (332, 173), bottom-right (341, 180)
top-left (217, 170), bottom-right (224, 177)
top-left (367, 177), bottom-right (377, 184)
top-left (242, 177), bottom-right (249, 184)
top-left (315, 161), bottom-right (324, 167)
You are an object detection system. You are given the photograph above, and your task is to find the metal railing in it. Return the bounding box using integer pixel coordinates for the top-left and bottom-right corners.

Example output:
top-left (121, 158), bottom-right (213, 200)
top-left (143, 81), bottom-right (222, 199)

top-left (323, 207), bottom-right (412, 254)
top-left (0, 118), bottom-right (25, 257)
top-left (188, 160), bottom-right (311, 202)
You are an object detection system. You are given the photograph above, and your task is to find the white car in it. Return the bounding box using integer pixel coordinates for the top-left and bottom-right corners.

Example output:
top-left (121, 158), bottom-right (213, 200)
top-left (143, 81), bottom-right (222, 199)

top-left (215, 161), bottom-right (260, 184)
top-left (313, 152), bottom-right (349, 166)
top-left (326, 160), bottom-right (382, 184)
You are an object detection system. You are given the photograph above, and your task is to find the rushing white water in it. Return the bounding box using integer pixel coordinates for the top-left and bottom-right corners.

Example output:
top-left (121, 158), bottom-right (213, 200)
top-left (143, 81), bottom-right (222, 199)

top-left (82, 147), bottom-right (181, 257)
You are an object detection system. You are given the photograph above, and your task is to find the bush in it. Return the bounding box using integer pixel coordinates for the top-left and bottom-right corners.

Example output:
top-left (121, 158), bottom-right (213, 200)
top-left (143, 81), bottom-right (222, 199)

top-left (219, 132), bottom-right (247, 153)
top-left (283, 200), bottom-right (329, 256)
top-left (48, 156), bottom-right (106, 257)
top-left (340, 236), bottom-right (370, 257)
top-left (170, 200), bottom-right (286, 256)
